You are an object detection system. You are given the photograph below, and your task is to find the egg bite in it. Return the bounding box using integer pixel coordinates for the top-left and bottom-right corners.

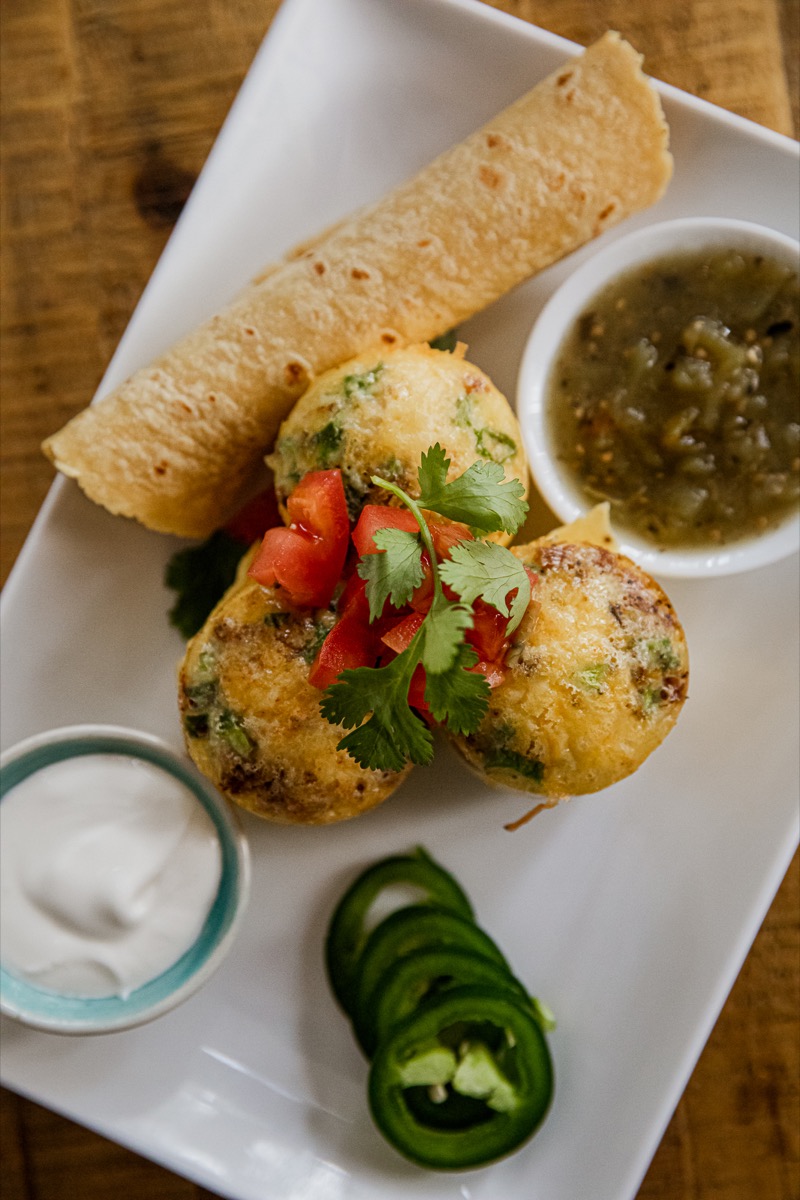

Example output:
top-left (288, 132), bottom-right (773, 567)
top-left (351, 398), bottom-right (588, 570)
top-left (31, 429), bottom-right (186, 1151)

top-left (179, 560), bottom-right (411, 824)
top-left (448, 539), bottom-right (689, 805)
top-left (266, 342), bottom-right (528, 542)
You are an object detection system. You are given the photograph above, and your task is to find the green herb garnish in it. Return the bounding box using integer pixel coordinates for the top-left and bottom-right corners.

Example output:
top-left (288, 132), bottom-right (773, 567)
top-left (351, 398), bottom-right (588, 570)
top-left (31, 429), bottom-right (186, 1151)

top-left (573, 662), bottom-right (611, 693)
top-left (415, 444), bottom-right (526, 536)
top-left (484, 748), bottom-right (545, 783)
top-left (165, 529), bottom-right (246, 639)
top-left (215, 708), bottom-right (256, 757)
top-left (320, 445), bottom-right (529, 771)
top-left (342, 363), bottom-right (383, 399)
top-left (428, 329), bottom-right (459, 353)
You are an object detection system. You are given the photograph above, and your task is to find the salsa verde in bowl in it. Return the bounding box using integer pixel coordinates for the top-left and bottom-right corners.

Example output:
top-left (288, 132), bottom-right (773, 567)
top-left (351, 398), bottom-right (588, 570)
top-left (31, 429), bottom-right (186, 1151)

top-left (518, 217), bottom-right (800, 578)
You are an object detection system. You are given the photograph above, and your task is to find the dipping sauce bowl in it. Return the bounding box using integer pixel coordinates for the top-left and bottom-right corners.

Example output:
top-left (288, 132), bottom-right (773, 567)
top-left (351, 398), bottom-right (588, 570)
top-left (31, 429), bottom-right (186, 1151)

top-left (0, 725), bottom-right (250, 1034)
top-left (518, 217), bottom-right (800, 578)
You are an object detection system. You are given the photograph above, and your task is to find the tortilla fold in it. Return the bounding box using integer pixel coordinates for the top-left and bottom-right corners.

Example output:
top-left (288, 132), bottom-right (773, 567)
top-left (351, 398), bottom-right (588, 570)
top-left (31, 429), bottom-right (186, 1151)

top-left (42, 31), bottom-right (672, 537)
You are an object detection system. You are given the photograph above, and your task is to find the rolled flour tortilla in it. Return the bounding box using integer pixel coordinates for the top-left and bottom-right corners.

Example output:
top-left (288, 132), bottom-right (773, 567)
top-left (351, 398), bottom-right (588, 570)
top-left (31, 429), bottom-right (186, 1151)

top-left (42, 32), bottom-right (672, 537)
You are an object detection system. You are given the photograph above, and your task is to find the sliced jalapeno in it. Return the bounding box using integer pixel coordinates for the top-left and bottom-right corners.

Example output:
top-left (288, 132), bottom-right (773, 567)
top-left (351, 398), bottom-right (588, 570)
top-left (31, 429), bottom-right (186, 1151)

top-left (325, 847), bottom-right (474, 1013)
top-left (368, 985), bottom-right (554, 1169)
top-left (352, 906), bottom-right (508, 1050)
top-left (360, 944), bottom-right (533, 1058)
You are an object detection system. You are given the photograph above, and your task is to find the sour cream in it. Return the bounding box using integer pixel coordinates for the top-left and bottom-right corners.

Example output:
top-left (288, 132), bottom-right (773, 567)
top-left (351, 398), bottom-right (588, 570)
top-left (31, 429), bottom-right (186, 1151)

top-left (0, 754), bottom-right (223, 998)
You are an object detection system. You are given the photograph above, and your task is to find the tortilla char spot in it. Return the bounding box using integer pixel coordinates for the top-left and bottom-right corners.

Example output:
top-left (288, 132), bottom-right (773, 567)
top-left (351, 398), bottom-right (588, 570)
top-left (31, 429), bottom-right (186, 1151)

top-left (154, 460), bottom-right (168, 476)
top-left (478, 164), bottom-right (503, 189)
top-left (313, 261), bottom-right (326, 275)
top-left (557, 70), bottom-right (573, 87)
top-left (284, 360), bottom-right (308, 388)
top-left (351, 267), bottom-right (370, 280)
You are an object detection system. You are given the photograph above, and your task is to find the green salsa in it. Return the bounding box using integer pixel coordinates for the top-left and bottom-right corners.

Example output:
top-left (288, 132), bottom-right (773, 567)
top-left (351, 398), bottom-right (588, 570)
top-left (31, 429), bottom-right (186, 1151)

top-left (549, 247), bottom-right (800, 548)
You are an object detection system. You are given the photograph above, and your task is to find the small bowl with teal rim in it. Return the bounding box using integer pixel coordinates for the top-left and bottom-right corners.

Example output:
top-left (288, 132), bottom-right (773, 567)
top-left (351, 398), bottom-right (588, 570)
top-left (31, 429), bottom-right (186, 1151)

top-left (0, 725), bottom-right (250, 1034)
top-left (518, 217), bottom-right (800, 578)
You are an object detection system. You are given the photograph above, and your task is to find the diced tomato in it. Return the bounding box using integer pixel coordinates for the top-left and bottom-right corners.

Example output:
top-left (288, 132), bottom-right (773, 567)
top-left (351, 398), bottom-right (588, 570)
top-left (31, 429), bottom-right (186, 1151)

top-left (426, 515), bottom-right (473, 560)
top-left (248, 527), bottom-right (327, 607)
top-left (407, 663), bottom-right (430, 714)
top-left (381, 611), bottom-right (425, 655)
top-left (248, 470), bottom-right (349, 608)
top-left (338, 570), bottom-right (408, 633)
top-left (351, 505), bottom-right (418, 556)
top-left (469, 659), bottom-right (507, 688)
top-left (337, 571), bottom-right (371, 621)
top-left (224, 487), bottom-right (281, 544)
top-left (409, 557), bottom-right (435, 613)
top-left (308, 614), bottom-right (377, 690)
top-left (286, 470), bottom-right (350, 547)
top-left (466, 599), bottom-right (510, 663)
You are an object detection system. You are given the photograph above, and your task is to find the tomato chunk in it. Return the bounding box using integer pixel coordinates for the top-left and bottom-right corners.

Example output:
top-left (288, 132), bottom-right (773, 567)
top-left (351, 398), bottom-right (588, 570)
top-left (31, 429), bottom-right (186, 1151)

top-left (224, 487), bottom-right (281, 544)
top-left (426, 515), bottom-right (473, 560)
top-left (248, 471), bottom-right (349, 608)
top-left (407, 663), bottom-right (430, 714)
top-left (308, 614), bottom-right (377, 690)
top-left (352, 505), bottom-right (418, 557)
top-left (288, 470), bottom-right (349, 546)
top-left (381, 611), bottom-right (425, 655)
top-left (469, 659), bottom-right (507, 688)
top-left (337, 571), bottom-right (371, 621)
top-left (466, 599), bottom-right (510, 663)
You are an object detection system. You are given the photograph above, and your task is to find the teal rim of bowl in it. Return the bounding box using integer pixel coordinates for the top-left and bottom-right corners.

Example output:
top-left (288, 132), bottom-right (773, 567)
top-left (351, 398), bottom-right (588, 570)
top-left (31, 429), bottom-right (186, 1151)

top-left (0, 727), bottom-right (249, 1033)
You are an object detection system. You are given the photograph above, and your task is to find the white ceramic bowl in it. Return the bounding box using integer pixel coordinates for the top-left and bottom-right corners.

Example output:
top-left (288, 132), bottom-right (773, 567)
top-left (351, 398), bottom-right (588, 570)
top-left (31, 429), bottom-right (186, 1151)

top-left (517, 217), bottom-right (800, 578)
top-left (0, 725), bottom-right (250, 1034)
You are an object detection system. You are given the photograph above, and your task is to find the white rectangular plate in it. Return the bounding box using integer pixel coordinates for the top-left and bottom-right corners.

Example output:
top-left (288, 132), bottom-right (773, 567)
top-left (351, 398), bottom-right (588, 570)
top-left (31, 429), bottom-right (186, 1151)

top-left (2, 1), bottom-right (798, 1197)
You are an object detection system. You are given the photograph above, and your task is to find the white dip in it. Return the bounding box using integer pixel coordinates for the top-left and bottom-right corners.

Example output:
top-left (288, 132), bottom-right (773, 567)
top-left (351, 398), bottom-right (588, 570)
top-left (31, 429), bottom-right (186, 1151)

top-left (0, 754), bottom-right (223, 998)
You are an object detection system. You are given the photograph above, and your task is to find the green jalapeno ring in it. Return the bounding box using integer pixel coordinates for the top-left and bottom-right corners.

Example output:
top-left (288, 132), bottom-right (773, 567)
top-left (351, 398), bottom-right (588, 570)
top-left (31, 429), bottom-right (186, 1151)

top-left (359, 944), bottom-right (535, 1059)
top-left (351, 906), bottom-right (509, 1051)
top-left (367, 984), bottom-right (555, 1170)
top-left (325, 847), bottom-right (474, 1014)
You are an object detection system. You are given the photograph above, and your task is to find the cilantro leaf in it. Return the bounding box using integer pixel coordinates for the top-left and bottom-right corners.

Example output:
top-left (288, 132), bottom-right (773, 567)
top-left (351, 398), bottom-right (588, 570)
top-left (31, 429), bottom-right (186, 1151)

top-left (439, 540), bottom-right (532, 633)
top-left (317, 444), bottom-right (533, 773)
top-left (416, 443), bottom-right (527, 535)
top-left (357, 528), bottom-right (424, 620)
top-left (420, 591), bottom-right (474, 675)
top-left (428, 328), bottom-right (459, 353)
top-left (424, 643), bottom-right (490, 733)
top-left (320, 588), bottom-right (484, 770)
top-left (165, 530), bottom-right (246, 639)
top-left (320, 648), bottom-right (434, 770)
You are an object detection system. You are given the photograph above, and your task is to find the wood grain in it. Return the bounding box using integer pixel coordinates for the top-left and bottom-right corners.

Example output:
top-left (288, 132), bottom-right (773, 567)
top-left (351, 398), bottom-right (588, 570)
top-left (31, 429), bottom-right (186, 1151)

top-left (1, 1), bottom-right (797, 1198)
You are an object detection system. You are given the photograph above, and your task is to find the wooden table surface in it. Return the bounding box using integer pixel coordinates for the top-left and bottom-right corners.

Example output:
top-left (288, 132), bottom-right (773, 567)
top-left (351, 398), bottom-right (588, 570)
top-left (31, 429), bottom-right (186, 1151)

top-left (1, 1), bottom-right (798, 1197)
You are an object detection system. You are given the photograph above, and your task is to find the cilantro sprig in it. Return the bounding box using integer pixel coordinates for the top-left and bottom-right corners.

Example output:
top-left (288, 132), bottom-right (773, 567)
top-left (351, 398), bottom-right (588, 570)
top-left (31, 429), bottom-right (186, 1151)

top-left (320, 445), bottom-right (530, 771)
top-left (416, 444), bottom-right (526, 535)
